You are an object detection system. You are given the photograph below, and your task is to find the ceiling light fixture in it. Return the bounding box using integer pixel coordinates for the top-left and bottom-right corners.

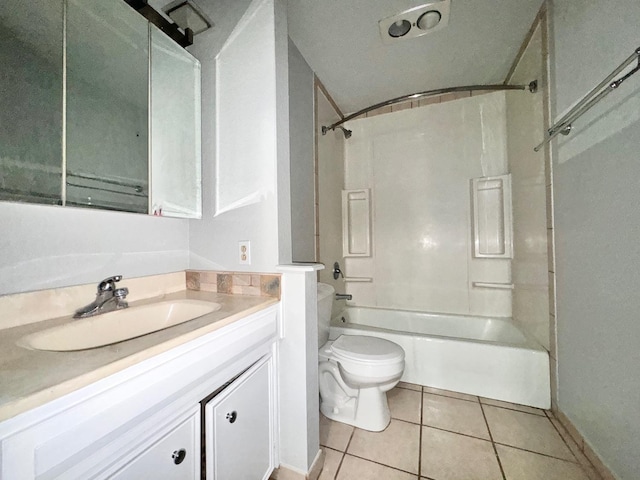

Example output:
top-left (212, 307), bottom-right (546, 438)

top-left (378, 0), bottom-right (450, 44)
top-left (388, 19), bottom-right (412, 38)
top-left (417, 10), bottom-right (442, 30)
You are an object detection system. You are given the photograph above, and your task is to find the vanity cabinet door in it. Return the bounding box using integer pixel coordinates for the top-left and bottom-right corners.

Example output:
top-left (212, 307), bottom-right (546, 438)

top-left (205, 357), bottom-right (273, 480)
top-left (110, 408), bottom-right (199, 480)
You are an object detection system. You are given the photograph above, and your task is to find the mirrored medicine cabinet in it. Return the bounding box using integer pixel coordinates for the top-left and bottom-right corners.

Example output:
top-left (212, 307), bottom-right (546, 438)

top-left (0, 0), bottom-right (202, 218)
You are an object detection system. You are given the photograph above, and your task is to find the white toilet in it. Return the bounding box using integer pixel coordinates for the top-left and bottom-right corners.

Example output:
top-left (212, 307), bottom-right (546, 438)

top-left (317, 283), bottom-right (405, 432)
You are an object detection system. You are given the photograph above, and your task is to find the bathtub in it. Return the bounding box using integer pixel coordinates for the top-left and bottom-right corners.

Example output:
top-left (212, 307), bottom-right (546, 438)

top-left (330, 307), bottom-right (550, 409)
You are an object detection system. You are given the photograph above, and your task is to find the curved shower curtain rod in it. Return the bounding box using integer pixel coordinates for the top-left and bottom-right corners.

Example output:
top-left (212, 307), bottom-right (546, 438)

top-left (321, 81), bottom-right (538, 138)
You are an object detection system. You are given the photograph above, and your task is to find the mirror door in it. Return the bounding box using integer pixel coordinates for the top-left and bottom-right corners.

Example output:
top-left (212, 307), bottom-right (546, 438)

top-left (66, 0), bottom-right (149, 213)
top-left (0, 0), bottom-right (64, 205)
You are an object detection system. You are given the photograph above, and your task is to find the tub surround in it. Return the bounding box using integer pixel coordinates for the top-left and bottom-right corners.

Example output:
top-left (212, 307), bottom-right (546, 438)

top-left (0, 270), bottom-right (281, 423)
top-left (343, 92), bottom-right (513, 318)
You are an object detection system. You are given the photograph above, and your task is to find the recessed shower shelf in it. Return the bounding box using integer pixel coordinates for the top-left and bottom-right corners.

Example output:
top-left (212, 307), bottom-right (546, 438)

top-left (342, 189), bottom-right (372, 257)
top-left (471, 174), bottom-right (513, 259)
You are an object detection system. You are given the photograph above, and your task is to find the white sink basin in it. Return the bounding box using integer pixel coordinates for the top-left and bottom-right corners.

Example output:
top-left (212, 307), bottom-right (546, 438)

top-left (19, 299), bottom-right (222, 352)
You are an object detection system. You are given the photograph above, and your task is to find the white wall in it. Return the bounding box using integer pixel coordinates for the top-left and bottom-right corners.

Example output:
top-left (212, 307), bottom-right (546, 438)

top-left (288, 39), bottom-right (315, 262)
top-left (316, 88), bottom-right (345, 306)
top-left (550, 0), bottom-right (640, 478)
top-left (189, 0), bottom-right (292, 272)
top-left (343, 93), bottom-right (512, 317)
top-left (506, 23), bottom-right (550, 350)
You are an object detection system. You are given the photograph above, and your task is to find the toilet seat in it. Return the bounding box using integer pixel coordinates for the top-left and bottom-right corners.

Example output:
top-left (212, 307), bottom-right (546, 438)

top-left (330, 335), bottom-right (404, 364)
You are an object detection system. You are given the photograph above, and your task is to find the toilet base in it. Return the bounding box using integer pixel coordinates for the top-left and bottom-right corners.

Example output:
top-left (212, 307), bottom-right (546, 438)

top-left (320, 386), bottom-right (392, 432)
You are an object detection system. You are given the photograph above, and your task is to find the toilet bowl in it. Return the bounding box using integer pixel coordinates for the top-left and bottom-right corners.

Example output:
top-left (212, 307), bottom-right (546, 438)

top-left (317, 283), bottom-right (405, 432)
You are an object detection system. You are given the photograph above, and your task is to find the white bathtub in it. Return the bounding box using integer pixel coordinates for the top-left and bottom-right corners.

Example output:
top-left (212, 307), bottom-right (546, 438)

top-left (330, 307), bottom-right (550, 409)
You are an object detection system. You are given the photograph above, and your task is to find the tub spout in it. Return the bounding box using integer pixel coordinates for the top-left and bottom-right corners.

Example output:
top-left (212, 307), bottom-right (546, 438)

top-left (335, 293), bottom-right (352, 301)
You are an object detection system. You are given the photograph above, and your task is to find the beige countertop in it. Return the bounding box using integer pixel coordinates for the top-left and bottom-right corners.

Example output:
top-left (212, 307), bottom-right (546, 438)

top-left (0, 290), bottom-right (278, 423)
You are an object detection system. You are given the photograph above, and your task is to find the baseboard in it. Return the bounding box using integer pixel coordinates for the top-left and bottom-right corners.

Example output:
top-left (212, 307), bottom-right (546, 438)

top-left (551, 407), bottom-right (617, 480)
top-left (270, 449), bottom-right (326, 480)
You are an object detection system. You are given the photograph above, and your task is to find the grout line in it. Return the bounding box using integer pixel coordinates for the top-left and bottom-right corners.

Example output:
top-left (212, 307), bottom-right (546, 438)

top-left (344, 426), bottom-right (356, 453)
top-left (421, 424), bottom-right (493, 443)
top-left (321, 445), bottom-right (344, 454)
top-left (480, 401), bottom-right (547, 417)
top-left (546, 412), bottom-right (604, 477)
top-left (494, 442), bottom-right (580, 465)
top-left (422, 390), bottom-right (480, 404)
top-left (418, 389), bottom-right (424, 477)
top-left (479, 402), bottom-right (507, 480)
top-left (396, 384), bottom-right (422, 392)
top-left (333, 451), bottom-right (346, 480)
top-left (331, 427), bottom-right (356, 480)
top-left (342, 452), bottom-right (419, 477)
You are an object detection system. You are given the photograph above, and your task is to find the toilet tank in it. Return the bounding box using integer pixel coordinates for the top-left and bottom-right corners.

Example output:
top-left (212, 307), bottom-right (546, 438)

top-left (317, 283), bottom-right (335, 348)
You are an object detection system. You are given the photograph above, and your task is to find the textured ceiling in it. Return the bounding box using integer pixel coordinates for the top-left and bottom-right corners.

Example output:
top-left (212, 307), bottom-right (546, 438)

top-left (287, 0), bottom-right (543, 114)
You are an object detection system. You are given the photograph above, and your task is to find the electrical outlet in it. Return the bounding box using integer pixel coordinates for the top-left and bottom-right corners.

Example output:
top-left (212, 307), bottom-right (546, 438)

top-left (239, 241), bottom-right (251, 265)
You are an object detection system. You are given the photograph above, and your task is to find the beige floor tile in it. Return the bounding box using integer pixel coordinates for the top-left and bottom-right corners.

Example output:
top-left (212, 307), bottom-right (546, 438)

top-left (480, 397), bottom-right (546, 416)
top-left (484, 406), bottom-right (573, 460)
top-left (319, 448), bottom-right (344, 480)
top-left (320, 414), bottom-right (354, 452)
top-left (422, 393), bottom-right (490, 440)
top-left (388, 387), bottom-right (422, 424)
top-left (423, 386), bottom-right (479, 402)
top-left (347, 419), bottom-right (420, 474)
top-left (337, 455), bottom-right (417, 480)
top-left (421, 426), bottom-right (502, 480)
top-left (497, 444), bottom-right (591, 480)
top-left (398, 381), bottom-right (422, 391)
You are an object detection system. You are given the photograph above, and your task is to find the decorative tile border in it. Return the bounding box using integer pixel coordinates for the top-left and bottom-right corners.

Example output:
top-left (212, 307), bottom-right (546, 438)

top-left (186, 271), bottom-right (280, 298)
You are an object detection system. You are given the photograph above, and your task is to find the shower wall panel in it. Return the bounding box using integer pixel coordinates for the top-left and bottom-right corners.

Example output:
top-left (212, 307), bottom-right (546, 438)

top-left (343, 92), bottom-right (512, 317)
top-left (506, 22), bottom-right (550, 351)
top-left (316, 87), bottom-right (346, 315)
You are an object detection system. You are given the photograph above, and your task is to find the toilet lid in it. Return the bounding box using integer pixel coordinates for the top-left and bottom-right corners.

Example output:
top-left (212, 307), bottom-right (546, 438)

top-left (330, 335), bottom-right (404, 363)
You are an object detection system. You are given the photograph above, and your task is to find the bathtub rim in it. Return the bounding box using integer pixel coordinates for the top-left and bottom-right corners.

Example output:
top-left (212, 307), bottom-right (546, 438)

top-left (331, 305), bottom-right (547, 352)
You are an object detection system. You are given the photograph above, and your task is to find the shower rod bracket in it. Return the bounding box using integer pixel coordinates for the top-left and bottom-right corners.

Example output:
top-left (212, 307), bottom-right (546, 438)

top-left (321, 82), bottom-right (537, 139)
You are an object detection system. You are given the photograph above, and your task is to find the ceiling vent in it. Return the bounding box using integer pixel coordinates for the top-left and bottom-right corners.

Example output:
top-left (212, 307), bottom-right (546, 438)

top-left (378, 1), bottom-right (450, 44)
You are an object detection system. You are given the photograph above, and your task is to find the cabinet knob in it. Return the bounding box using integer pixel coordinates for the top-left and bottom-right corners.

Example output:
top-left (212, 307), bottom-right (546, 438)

top-left (226, 411), bottom-right (237, 423)
top-left (172, 449), bottom-right (187, 465)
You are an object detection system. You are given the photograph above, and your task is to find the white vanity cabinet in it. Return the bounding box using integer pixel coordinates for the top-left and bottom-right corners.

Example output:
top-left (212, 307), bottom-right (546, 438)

top-left (0, 304), bottom-right (278, 480)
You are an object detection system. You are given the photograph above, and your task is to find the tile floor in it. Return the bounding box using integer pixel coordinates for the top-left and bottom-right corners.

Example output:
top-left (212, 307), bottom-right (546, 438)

top-left (318, 382), bottom-right (602, 480)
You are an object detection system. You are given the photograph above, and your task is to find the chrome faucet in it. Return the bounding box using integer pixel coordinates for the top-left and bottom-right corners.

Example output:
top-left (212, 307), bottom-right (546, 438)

top-left (74, 275), bottom-right (129, 319)
top-left (335, 293), bottom-right (352, 301)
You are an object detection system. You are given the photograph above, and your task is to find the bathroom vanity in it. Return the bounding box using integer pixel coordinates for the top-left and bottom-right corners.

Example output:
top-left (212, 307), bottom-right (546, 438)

top-left (0, 292), bottom-right (279, 480)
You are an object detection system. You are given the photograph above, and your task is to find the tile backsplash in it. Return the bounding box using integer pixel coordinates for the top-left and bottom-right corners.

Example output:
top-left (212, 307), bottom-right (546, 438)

top-left (186, 270), bottom-right (281, 298)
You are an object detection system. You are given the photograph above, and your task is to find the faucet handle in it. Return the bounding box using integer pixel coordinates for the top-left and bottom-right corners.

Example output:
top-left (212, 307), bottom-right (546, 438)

top-left (98, 275), bottom-right (123, 292)
top-left (114, 287), bottom-right (129, 299)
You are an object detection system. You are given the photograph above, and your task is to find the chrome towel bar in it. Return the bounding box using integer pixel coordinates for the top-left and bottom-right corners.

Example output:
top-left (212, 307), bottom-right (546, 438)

top-left (534, 46), bottom-right (640, 152)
